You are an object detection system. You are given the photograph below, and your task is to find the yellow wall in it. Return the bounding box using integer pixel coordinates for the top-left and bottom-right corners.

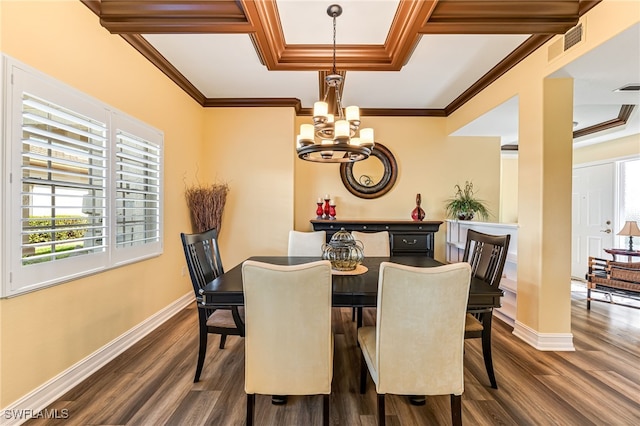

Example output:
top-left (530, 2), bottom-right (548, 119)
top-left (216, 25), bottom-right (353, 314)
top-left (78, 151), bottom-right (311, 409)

top-left (0, 1), bottom-right (202, 406)
top-left (500, 134), bottom-right (640, 224)
top-left (502, 133), bottom-right (640, 205)
top-left (445, 0), bottom-right (640, 335)
top-left (574, 134), bottom-right (640, 164)
top-left (294, 116), bottom-right (501, 262)
top-left (500, 154), bottom-right (519, 223)
top-left (203, 107), bottom-right (297, 268)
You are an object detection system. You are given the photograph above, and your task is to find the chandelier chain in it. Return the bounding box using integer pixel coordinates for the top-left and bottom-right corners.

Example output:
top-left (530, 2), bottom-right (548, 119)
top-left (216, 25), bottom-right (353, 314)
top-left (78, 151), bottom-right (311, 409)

top-left (332, 12), bottom-right (344, 119)
top-left (332, 14), bottom-right (337, 74)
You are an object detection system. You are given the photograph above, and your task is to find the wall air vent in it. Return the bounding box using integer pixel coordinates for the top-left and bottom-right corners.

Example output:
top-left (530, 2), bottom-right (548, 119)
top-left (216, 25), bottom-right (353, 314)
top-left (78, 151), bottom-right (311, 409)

top-left (564, 23), bottom-right (583, 51)
top-left (548, 21), bottom-right (585, 62)
top-left (614, 84), bottom-right (640, 92)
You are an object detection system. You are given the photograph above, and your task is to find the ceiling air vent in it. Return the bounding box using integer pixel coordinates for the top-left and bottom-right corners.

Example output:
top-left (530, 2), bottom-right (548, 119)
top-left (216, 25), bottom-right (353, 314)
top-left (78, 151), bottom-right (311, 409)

top-left (564, 23), bottom-right (583, 51)
top-left (501, 144), bottom-right (518, 152)
top-left (614, 84), bottom-right (640, 92)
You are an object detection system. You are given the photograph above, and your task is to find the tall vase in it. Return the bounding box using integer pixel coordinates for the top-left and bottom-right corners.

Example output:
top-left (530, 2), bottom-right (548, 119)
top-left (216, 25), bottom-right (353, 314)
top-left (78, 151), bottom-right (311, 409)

top-left (411, 193), bottom-right (426, 221)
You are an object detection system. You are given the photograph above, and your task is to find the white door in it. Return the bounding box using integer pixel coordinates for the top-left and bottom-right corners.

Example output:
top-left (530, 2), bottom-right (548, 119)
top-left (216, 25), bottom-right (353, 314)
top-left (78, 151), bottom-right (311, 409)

top-left (572, 163), bottom-right (615, 279)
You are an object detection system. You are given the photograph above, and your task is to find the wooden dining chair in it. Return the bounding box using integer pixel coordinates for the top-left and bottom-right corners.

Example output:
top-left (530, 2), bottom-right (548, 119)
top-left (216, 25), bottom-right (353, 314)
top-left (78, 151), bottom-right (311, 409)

top-left (358, 262), bottom-right (472, 426)
top-left (350, 231), bottom-right (390, 323)
top-left (242, 260), bottom-right (334, 426)
top-left (462, 229), bottom-right (511, 389)
top-left (180, 228), bottom-right (245, 383)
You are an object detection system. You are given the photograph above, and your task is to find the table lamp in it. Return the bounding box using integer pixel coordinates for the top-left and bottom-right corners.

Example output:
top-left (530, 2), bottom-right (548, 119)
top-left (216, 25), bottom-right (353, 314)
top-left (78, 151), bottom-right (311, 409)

top-left (617, 220), bottom-right (640, 251)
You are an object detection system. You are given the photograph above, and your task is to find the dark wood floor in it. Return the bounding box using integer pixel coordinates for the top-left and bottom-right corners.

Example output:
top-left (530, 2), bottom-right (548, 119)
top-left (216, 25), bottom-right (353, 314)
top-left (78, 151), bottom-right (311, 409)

top-left (27, 287), bottom-right (640, 425)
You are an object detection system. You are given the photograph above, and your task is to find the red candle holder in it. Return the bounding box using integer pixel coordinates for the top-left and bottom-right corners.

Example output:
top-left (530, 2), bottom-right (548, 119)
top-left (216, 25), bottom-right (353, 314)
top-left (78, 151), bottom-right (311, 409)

top-left (323, 198), bottom-right (331, 219)
top-left (316, 202), bottom-right (324, 219)
top-left (329, 203), bottom-right (337, 220)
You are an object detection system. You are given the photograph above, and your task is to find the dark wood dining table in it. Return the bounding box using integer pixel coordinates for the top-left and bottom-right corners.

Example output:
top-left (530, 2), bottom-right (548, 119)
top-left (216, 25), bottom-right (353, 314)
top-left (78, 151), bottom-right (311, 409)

top-left (201, 255), bottom-right (503, 327)
top-left (202, 256), bottom-right (503, 401)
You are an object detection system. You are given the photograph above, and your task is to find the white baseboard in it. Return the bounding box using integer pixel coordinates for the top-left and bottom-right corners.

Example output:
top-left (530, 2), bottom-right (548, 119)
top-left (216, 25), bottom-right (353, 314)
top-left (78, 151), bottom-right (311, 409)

top-left (512, 320), bottom-right (575, 351)
top-left (1, 293), bottom-right (193, 426)
top-left (493, 308), bottom-right (515, 328)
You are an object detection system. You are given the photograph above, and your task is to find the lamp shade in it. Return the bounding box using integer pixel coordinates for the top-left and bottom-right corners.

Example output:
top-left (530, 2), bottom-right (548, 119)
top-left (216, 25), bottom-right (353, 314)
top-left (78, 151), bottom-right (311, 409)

top-left (617, 220), bottom-right (640, 237)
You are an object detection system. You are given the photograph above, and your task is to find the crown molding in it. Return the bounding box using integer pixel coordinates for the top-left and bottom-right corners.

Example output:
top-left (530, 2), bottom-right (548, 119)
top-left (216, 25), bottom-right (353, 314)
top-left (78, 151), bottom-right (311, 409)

top-left (573, 105), bottom-right (636, 139)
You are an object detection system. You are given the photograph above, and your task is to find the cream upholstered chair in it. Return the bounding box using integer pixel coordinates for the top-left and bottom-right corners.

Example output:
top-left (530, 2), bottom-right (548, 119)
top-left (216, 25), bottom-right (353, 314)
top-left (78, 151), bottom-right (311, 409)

top-left (242, 260), bottom-right (334, 426)
top-left (287, 230), bottom-right (326, 256)
top-left (350, 231), bottom-right (390, 323)
top-left (351, 231), bottom-right (390, 257)
top-left (462, 229), bottom-right (510, 389)
top-left (275, 230), bottom-right (327, 405)
top-left (358, 262), bottom-right (472, 426)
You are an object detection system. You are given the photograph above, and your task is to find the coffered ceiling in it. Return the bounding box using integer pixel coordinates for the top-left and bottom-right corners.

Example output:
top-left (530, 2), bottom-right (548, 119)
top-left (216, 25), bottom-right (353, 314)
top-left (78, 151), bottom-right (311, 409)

top-left (82, 0), bottom-right (639, 147)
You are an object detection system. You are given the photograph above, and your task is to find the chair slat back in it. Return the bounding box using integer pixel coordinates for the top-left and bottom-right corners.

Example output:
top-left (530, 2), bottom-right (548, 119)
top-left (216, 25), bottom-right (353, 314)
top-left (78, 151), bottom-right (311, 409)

top-left (181, 228), bottom-right (224, 296)
top-left (462, 229), bottom-right (510, 287)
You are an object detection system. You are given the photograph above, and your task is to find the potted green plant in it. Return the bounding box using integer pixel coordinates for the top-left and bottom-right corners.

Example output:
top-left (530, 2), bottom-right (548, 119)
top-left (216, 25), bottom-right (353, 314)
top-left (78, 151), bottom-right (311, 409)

top-left (444, 181), bottom-right (490, 221)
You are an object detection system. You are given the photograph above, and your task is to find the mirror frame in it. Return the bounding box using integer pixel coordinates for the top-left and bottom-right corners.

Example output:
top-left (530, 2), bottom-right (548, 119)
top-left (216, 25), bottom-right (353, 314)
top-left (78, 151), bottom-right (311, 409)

top-left (340, 143), bottom-right (398, 199)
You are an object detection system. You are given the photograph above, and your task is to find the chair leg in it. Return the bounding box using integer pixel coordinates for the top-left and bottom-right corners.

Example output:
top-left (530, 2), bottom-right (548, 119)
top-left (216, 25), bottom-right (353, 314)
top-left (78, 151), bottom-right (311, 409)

top-left (219, 333), bottom-right (227, 349)
top-left (360, 352), bottom-right (367, 394)
top-left (587, 288), bottom-right (591, 310)
top-left (377, 394), bottom-right (385, 426)
top-left (323, 394), bottom-right (330, 426)
top-left (247, 394), bottom-right (254, 426)
top-left (352, 307), bottom-right (356, 321)
top-left (194, 314), bottom-right (208, 383)
top-left (480, 312), bottom-right (498, 389)
top-left (450, 394), bottom-right (462, 426)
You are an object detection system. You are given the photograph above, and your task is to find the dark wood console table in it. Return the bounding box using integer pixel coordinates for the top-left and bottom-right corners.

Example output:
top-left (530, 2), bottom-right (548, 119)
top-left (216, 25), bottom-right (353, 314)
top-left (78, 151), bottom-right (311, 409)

top-left (604, 248), bottom-right (640, 262)
top-left (311, 219), bottom-right (443, 258)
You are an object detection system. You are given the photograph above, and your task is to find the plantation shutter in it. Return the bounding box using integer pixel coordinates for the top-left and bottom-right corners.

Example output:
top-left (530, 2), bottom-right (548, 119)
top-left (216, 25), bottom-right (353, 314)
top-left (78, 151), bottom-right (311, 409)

top-left (4, 56), bottom-right (163, 297)
top-left (20, 93), bottom-right (108, 265)
top-left (115, 130), bottom-right (161, 249)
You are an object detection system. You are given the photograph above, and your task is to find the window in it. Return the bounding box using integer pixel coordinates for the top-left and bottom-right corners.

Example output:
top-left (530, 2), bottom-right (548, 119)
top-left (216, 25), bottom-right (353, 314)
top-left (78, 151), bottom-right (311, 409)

top-left (2, 56), bottom-right (163, 297)
top-left (618, 158), bottom-right (640, 246)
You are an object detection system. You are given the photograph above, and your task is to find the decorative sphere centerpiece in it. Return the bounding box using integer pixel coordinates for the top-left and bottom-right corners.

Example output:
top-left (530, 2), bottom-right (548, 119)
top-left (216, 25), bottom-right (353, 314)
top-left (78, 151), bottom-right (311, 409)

top-left (321, 228), bottom-right (364, 271)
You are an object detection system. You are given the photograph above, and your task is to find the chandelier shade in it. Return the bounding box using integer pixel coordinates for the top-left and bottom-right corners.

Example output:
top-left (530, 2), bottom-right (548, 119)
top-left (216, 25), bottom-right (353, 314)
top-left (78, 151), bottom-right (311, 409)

top-left (296, 4), bottom-right (374, 163)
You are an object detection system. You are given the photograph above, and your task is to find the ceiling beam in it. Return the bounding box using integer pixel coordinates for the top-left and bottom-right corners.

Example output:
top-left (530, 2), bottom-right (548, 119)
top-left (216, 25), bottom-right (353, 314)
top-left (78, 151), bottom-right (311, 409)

top-left (81, 0), bottom-right (608, 120)
top-left (96, 0), bottom-right (250, 33)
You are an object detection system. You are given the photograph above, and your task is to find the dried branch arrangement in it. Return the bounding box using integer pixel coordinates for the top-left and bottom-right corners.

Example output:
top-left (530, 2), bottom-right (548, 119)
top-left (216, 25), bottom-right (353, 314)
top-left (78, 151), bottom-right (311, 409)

top-left (185, 182), bottom-right (229, 233)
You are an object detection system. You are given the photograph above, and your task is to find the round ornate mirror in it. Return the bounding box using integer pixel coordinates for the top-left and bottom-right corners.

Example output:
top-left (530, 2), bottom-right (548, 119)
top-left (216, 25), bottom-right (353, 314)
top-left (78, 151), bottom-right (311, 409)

top-left (340, 143), bottom-right (398, 199)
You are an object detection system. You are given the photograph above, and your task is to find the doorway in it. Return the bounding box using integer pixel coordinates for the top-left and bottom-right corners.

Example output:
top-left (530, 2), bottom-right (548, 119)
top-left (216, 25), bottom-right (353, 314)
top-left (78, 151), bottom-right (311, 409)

top-left (571, 157), bottom-right (640, 279)
top-left (571, 163), bottom-right (615, 279)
